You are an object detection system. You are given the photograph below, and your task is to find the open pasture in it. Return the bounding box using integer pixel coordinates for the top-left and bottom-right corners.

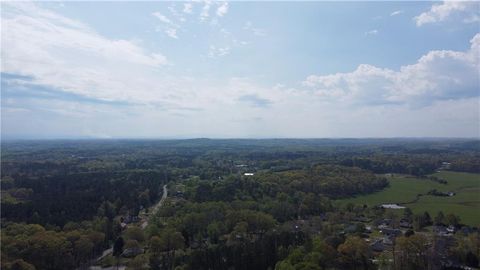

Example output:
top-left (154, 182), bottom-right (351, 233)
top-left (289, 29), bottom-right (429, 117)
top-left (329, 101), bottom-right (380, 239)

top-left (338, 171), bottom-right (480, 226)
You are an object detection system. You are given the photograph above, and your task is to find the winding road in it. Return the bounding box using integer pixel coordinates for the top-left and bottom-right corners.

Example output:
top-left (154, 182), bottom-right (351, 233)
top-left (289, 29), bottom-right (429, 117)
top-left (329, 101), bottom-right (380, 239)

top-left (141, 185), bottom-right (168, 229)
top-left (88, 184), bottom-right (168, 269)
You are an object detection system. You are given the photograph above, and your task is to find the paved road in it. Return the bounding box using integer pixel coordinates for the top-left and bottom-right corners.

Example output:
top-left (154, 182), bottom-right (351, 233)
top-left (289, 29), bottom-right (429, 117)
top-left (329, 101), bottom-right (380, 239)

top-left (88, 185), bottom-right (168, 269)
top-left (95, 248), bottom-right (113, 263)
top-left (141, 185), bottom-right (168, 229)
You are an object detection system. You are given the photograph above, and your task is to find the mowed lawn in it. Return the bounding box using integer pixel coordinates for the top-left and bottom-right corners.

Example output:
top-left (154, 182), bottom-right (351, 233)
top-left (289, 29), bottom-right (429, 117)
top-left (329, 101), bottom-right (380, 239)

top-left (337, 171), bottom-right (480, 226)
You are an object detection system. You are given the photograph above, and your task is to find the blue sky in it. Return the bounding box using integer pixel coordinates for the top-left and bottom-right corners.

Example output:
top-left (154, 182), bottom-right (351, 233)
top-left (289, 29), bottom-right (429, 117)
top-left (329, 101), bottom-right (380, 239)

top-left (1, 1), bottom-right (479, 138)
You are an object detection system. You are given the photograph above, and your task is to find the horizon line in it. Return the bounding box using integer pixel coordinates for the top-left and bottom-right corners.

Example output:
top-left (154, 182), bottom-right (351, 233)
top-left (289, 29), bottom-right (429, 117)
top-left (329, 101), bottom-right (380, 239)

top-left (2, 136), bottom-right (479, 142)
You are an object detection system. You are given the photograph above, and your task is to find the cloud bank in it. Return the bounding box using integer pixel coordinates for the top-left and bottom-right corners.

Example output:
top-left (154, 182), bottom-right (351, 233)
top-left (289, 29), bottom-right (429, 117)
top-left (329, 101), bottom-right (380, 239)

top-left (2, 2), bottom-right (479, 138)
top-left (303, 34), bottom-right (480, 107)
top-left (415, 1), bottom-right (480, 26)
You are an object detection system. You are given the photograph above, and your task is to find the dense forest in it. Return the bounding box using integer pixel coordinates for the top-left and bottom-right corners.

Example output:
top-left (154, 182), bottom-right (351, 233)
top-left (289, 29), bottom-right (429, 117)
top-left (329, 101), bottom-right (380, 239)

top-left (1, 138), bottom-right (479, 270)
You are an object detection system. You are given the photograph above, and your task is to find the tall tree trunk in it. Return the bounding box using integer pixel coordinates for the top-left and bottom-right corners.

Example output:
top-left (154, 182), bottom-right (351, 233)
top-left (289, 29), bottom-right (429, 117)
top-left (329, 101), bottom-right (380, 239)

top-left (171, 250), bottom-right (176, 270)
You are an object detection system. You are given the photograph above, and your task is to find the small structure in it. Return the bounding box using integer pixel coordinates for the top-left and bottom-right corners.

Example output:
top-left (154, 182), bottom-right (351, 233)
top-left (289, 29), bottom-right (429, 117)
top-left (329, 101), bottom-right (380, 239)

top-left (175, 190), bottom-right (184, 198)
top-left (439, 162), bottom-right (451, 170)
top-left (380, 228), bottom-right (402, 237)
top-left (243, 173), bottom-right (254, 176)
top-left (122, 215), bottom-right (139, 224)
top-left (380, 204), bottom-right (405, 209)
top-left (377, 219), bottom-right (393, 230)
top-left (428, 189), bottom-right (456, 197)
top-left (400, 219), bottom-right (413, 229)
top-left (433, 225), bottom-right (453, 236)
top-left (371, 239), bottom-right (385, 252)
top-left (382, 235), bottom-right (395, 245)
top-left (353, 215), bottom-right (371, 223)
top-left (122, 247), bottom-right (143, 258)
top-left (447, 225), bottom-right (456, 233)
top-left (236, 164), bottom-right (248, 168)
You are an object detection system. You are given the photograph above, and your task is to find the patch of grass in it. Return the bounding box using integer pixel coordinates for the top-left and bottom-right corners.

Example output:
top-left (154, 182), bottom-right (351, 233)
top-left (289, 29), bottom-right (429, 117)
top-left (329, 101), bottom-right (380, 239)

top-left (337, 175), bottom-right (442, 206)
top-left (369, 229), bottom-right (382, 239)
top-left (337, 171), bottom-right (480, 226)
top-left (407, 171), bottom-right (480, 226)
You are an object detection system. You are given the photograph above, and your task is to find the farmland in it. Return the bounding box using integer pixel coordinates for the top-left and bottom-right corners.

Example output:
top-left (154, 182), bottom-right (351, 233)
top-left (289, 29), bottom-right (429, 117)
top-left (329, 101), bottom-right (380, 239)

top-left (337, 171), bottom-right (480, 226)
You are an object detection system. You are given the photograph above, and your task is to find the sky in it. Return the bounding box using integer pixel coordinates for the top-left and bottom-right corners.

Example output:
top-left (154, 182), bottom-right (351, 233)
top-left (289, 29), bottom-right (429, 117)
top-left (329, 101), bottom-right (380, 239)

top-left (1, 1), bottom-right (479, 139)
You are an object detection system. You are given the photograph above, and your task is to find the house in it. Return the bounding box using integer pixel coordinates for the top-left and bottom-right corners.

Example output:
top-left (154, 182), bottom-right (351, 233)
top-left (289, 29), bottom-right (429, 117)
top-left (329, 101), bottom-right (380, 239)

top-left (380, 228), bottom-right (402, 237)
top-left (433, 225), bottom-right (447, 233)
top-left (244, 173), bottom-right (254, 176)
top-left (440, 162), bottom-right (451, 169)
top-left (175, 190), bottom-right (184, 197)
top-left (376, 218), bottom-right (392, 228)
top-left (433, 225), bottom-right (453, 236)
top-left (399, 219), bottom-right (413, 228)
top-left (122, 247), bottom-right (144, 258)
top-left (122, 215), bottom-right (139, 224)
top-left (429, 189), bottom-right (456, 197)
top-left (447, 225), bottom-right (456, 233)
top-left (353, 215), bottom-right (371, 223)
top-left (382, 235), bottom-right (395, 245)
top-left (371, 239), bottom-right (385, 252)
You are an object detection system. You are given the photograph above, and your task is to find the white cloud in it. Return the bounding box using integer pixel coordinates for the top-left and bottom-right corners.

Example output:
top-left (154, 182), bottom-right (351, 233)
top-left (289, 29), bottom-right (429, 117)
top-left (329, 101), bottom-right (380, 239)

top-left (152, 11), bottom-right (181, 39)
top-left (216, 2), bottom-right (229, 17)
top-left (168, 6), bottom-right (179, 17)
top-left (165, 28), bottom-right (178, 39)
top-left (3, 3), bottom-right (168, 71)
top-left (200, 0), bottom-right (212, 21)
top-left (303, 33), bottom-right (480, 106)
top-left (208, 45), bottom-right (230, 58)
top-left (167, 5), bottom-right (186, 23)
top-left (1, 2), bottom-right (276, 112)
top-left (243, 21), bottom-right (266, 37)
top-left (365, 29), bottom-right (378, 36)
top-left (4, 77), bottom-right (479, 138)
top-left (390, 10), bottom-right (403, 16)
top-left (183, 3), bottom-right (193, 14)
top-left (152, 12), bottom-right (173, 25)
top-left (2, 2), bottom-right (175, 104)
top-left (414, 1), bottom-right (480, 26)
top-left (2, 2), bottom-right (479, 138)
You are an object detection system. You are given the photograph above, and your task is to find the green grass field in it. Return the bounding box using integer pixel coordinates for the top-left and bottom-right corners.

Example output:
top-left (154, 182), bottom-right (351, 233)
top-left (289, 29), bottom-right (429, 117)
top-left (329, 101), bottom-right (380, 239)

top-left (337, 171), bottom-right (480, 226)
